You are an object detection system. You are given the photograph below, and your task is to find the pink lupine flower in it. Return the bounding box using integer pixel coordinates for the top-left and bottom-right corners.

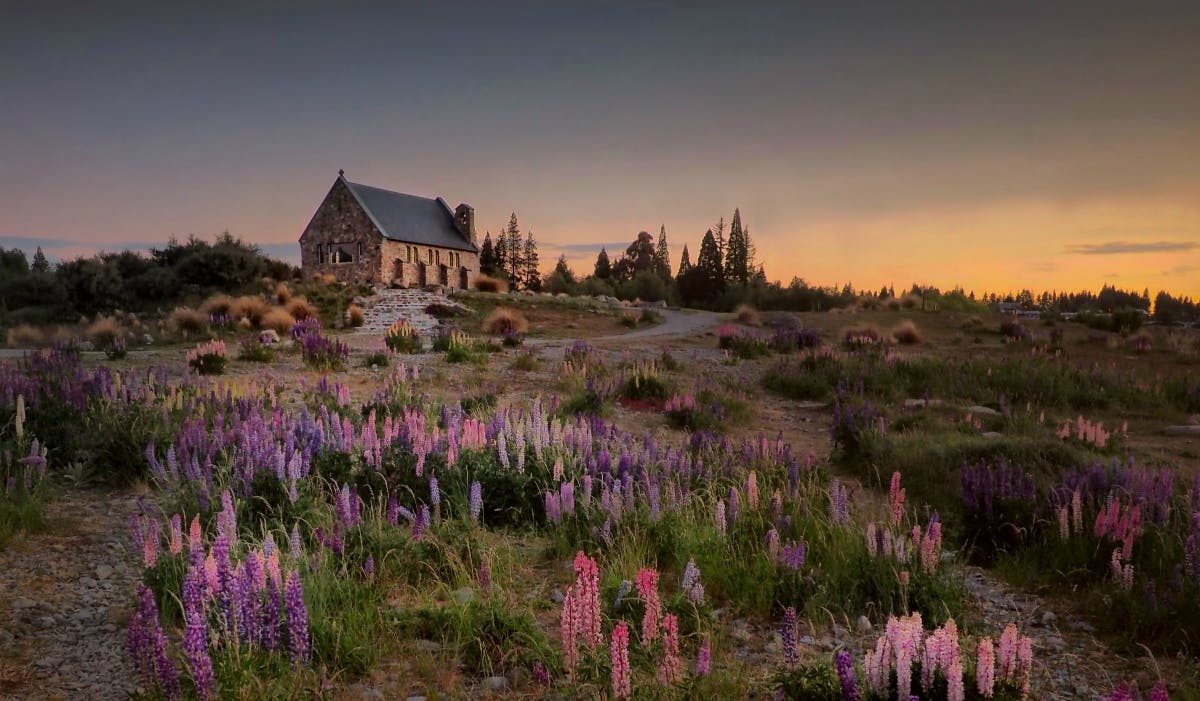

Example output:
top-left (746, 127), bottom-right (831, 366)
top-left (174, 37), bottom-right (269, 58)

top-left (143, 518), bottom-right (160, 569)
top-left (747, 470), bottom-right (759, 509)
top-left (715, 500), bottom-right (727, 535)
top-left (948, 659), bottom-right (965, 701)
top-left (1148, 681), bottom-right (1170, 701)
top-left (889, 471), bottom-right (905, 526)
top-left (635, 568), bottom-right (661, 644)
top-left (560, 590), bottom-right (579, 674)
top-left (1071, 489), bottom-right (1083, 534)
top-left (610, 620), bottom-right (632, 700)
top-left (189, 515), bottom-right (203, 554)
top-left (898, 570), bottom-right (910, 586)
top-left (658, 613), bottom-right (683, 685)
top-left (572, 551), bottom-right (602, 649)
top-left (169, 514), bottom-right (184, 556)
top-left (976, 636), bottom-right (995, 698)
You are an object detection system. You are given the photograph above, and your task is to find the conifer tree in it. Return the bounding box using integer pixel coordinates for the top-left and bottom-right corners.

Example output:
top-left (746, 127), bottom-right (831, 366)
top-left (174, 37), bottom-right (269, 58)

top-left (724, 208), bottom-right (750, 286)
top-left (696, 229), bottom-right (724, 292)
top-left (713, 217), bottom-right (725, 258)
top-left (522, 229), bottom-right (541, 291)
top-left (479, 233), bottom-right (497, 275)
top-left (677, 244), bottom-right (692, 276)
top-left (655, 225), bottom-right (672, 281)
top-left (31, 246), bottom-right (50, 274)
top-left (594, 247), bottom-right (612, 279)
top-left (494, 225), bottom-right (508, 279)
top-left (505, 213), bottom-right (523, 284)
top-left (553, 254), bottom-right (575, 283)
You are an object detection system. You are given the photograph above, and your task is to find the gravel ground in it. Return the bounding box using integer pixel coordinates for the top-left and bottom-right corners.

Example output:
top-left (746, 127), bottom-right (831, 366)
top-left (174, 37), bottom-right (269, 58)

top-left (0, 490), bottom-right (141, 701)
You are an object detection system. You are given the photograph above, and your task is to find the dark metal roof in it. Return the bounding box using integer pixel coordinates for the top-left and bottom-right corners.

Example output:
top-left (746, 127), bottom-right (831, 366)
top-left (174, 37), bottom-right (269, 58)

top-left (342, 177), bottom-right (478, 253)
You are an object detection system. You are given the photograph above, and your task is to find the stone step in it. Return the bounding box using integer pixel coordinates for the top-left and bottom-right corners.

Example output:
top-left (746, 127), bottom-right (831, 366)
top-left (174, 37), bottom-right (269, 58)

top-left (355, 289), bottom-right (469, 336)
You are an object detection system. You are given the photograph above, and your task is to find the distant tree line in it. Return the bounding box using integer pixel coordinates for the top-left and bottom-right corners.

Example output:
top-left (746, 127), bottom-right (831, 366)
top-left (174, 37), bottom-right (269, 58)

top-left (0, 233), bottom-right (297, 326)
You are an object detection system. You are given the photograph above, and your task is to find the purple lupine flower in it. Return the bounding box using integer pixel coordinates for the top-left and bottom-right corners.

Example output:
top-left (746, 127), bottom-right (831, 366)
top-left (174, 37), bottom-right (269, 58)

top-left (182, 587), bottom-right (216, 701)
top-left (412, 505), bottom-right (429, 540)
top-left (836, 649), bottom-right (862, 701)
top-left (364, 555), bottom-right (375, 579)
top-left (289, 524), bottom-right (303, 561)
top-left (696, 636), bottom-right (711, 677)
top-left (533, 660), bottom-right (550, 685)
top-left (261, 580), bottom-right (282, 651)
top-left (127, 584), bottom-right (182, 700)
top-left (285, 570), bottom-right (309, 665)
top-left (780, 540), bottom-right (807, 571)
top-left (387, 496), bottom-right (401, 526)
top-left (728, 487), bottom-right (740, 526)
top-left (429, 475), bottom-right (440, 511)
top-left (781, 606), bottom-right (799, 665)
top-left (1148, 682), bottom-right (1170, 701)
top-left (469, 481), bottom-right (483, 520)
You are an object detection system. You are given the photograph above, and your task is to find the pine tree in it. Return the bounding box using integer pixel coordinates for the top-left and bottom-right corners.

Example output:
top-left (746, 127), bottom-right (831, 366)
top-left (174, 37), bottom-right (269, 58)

top-left (713, 217), bottom-right (725, 258)
top-left (677, 229), bottom-right (725, 305)
top-left (553, 254), bottom-right (575, 283)
top-left (655, 225), bottom-right (672, 281)
top-left (505, 213), bottom-right (523, 284)
top-left (677, 244), bottom-right (692, 276)
top-left (594, 248), bottom-right (612, 279)
top-left (479, 233), bottom-right (497, 275)
top-left (724, 208), bottom-right (750, 286)
top-left (522, 229), bottom-right (541, 292)
top-left (494, 225), bottom-right (508, 278)
top-left (31, 246), bottom-right (50, 274)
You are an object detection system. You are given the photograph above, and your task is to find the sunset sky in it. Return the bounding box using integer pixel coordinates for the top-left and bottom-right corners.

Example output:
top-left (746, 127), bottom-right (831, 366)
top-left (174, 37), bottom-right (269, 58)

top-left (2, 1), bottom-right (1197, 297)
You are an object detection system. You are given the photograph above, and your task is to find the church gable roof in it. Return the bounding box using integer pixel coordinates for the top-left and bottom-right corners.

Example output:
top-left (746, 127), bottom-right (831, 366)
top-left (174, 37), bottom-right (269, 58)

top-left (341, 176), bottom-right (478, 253)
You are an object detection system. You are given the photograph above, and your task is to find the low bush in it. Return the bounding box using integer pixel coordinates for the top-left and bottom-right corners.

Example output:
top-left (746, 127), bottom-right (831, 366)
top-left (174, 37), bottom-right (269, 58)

top-left (187, 339), bottom-right (228, 375)
top-left (482, 308), bottom-right (528, 336)
top-left (734, 304), bottom-right (761, 326)
top-left (891, 320), bottom-right (921, 345)
top-left (237, 335), bottom-right (275, 363)
top-left (474, 274), bottom-right (508, 293)
top-left (261, 307), bottom-right (297, 335)
top-left (999, 318), bottom-right (1029, 341)
top-left (86, 315), bottom-right (123, 350)
top-left (168, 306), bottom-right (207, 335)
top-left (384, 320), bottom-right (423, 353)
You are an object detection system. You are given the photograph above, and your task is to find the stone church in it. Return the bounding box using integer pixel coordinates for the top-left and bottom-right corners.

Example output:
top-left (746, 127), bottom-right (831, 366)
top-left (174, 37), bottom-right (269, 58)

top-left (299, 171), bottom-right (479, 289)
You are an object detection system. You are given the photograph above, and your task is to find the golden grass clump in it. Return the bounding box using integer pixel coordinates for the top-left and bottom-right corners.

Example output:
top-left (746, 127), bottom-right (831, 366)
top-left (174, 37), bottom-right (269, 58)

top-left (734, 304), bottom-right (761, 326)
top-left (168, 307), bottom-right (207, 334)
top-left (346, 304), bottom-right (365, 328)
top-left (891, 320), bottom-right (922, 345)
top-left (483, 307), bottom-right (529, 336)
top-left (6, 324), bottom-right (46, 348)
top-left (201, 293), bottom-right (233, 317)
top-left (900, 294), bottom-right (922, 310)
top-left (274, 282), bottom-right (292, 305)
top-left (474, 274), bottom-right (509, 293)
top-left (285, 296), bottom-right (318, 321)
top-left (261, 307), bottom-right (297, 335)
top-left (961, 315), bottom-right (984, 330)
top-left (86, 315), bottom-right (123, 349)
top-left (885, 297), bottom-right (902, 311)
top-left (231, 295), bottom-right (269, 327)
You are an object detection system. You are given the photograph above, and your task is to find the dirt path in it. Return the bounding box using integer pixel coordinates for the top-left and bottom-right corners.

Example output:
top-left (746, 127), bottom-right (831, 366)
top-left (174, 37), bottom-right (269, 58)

top-left (0, 490), bottom-right (141, 701)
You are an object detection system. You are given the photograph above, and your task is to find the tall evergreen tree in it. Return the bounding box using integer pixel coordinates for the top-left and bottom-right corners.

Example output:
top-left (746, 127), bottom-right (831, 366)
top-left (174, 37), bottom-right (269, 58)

top-left (612, 231), bottom-right (658, 282)
top-left (713, 217), bottom-right (726, 258)
top-left (677, 229), bottom-right (724, 305)
top-left (505, 213), bottom-right (523, 283)
top-left (31, 246), bottom-right (50, 274)
top-left (655, 225), bottom-right (672, 281)
top-left (522, 229), bottom-right (541, 291)
top-left (494, 225), bottom-right (508, 278)
top-left (479, 232), bottom-right (497, 275)
top-left (677, 244), bottom-right (692, 276)
top-left (594, 247), bottom-right (612, 279)
top-left (553, 254), bottom-right (575, 283)
top-left (724, 208), bottom-right (750, 286)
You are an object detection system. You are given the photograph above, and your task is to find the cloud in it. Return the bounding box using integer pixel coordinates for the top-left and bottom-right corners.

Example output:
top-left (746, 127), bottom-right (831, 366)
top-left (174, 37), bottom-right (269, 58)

top-left (1064, 240), bottom-right (1198, 255)
top-left (1165, 263), bottom-right (1197, 276)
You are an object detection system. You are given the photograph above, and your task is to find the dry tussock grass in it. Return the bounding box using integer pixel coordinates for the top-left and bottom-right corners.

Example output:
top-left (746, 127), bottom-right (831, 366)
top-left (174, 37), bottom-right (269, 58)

top-left (168, 307), bottom-right (207, 334)
top-left (274, 282), bottom-right (292, 305)
top-left (347, 304), bottom-right (365, 327)
top-left (6, 324), bottom-right (45, 348)
top-left (734, 304), bottom-right (761, 326)
top-left (285, 296), bottom-right (318, 320)
top-left (483, 307), bottom-right (529, 335)
top-left (231, 295), bottom-right (269, 326)
top-left (891, 320), bottom-right (922, 345)
top-left (261, 307), bottom-right (297, 334)
top-left (201, 293), bottom-right (233, 317)
top-left (474, 274), bottom-right (508, 293)
top-left (86, 315), bottom-right (122, 348)
top-left (900, 294), bottom-right (922, 310)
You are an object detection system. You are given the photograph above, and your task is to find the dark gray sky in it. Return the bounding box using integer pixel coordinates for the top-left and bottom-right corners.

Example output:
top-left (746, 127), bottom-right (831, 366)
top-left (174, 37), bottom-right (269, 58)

top-left (3, 1), bottom-right (1198, 293)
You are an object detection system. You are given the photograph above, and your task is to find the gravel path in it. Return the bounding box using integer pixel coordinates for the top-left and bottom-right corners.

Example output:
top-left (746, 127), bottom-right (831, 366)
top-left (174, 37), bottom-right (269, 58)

top-left (0, 490), bottom-right (141, 701)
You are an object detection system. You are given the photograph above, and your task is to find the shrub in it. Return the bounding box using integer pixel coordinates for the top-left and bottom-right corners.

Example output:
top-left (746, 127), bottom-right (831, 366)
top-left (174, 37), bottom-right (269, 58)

top-left (999, 318), bottom-right (1029, 341)
top-left (891, 320), bottom-right (921, 345)
top-left (6, 323), bottom-right (46, 348)
top-left (424, 302), bottom-right (466, 319)
top-left (734, 304), bottom-right (761, 326)
top-left (86, 315), bottom-right (122, 350)
top-left (237, 335), bottom-right (274, 362)
top-left (361, 351), bottom-right (389, 368)
top-left (900, 293), bottom-right (921, 309)
top-left (261, 307), bottom-right (297, 335)
top-left (384, 320), bottom-right (423, 353)
top-left (482, 308), bottom-right (528, 336)
top-left (770, 327), bottom-right (822, 353)
top-left (186, 339), bottom-right (227, 375)
top-left (621, 362), bottom-right (670, 401)
top-left (231, 295), bottom-right (269, 327)
top-left (298, 332), bottom-right (349, 371)
top-left (474, 274), bottom-right (508, 293)
top-left (510, 350), bottom-right (539, 371)
top-left (346, 304), bottom-right (365, 328)
top-left (286, 296), bottom-right (319, 321)
top-left (103, 338), bottom-right (127, 360)
top-left (442, 330), bottom-right (474, 363)
top-left (885, 297), bottom-right (902, 311)
top-left (168, 306), bottom-right (206, 334)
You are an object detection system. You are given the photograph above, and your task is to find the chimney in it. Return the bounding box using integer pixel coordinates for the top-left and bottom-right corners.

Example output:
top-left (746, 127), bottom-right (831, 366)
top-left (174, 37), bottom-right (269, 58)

top-left (454, 203), bottom-right (476, 245)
